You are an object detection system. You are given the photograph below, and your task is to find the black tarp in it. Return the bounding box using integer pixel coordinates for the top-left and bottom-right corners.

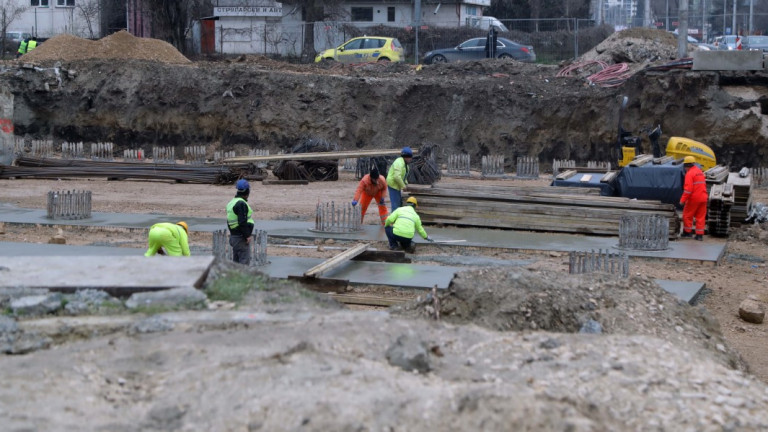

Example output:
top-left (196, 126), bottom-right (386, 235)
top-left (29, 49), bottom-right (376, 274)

top-left (609, 162), bottom-right (685, 204)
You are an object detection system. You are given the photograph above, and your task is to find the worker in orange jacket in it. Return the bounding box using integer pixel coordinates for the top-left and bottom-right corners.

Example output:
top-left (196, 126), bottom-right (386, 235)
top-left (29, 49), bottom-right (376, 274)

top-left (679, 156), bottom-right (708, 241)
top-left (352, 165), bottom-right (388, 225)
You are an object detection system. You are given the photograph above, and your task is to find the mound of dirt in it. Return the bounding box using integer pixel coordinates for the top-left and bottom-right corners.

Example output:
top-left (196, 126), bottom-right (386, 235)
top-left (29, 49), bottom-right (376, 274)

top-left (578, 28), bottom-right (679, 66)
top-left (20, 30), bottom-right (190, 65)
top-left (395, 268), bottom-right (746, 370)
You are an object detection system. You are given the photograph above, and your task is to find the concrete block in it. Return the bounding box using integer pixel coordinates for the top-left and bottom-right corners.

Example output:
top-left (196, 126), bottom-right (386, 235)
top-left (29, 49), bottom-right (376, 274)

top-left (692, 50), bottom-right (764, 71)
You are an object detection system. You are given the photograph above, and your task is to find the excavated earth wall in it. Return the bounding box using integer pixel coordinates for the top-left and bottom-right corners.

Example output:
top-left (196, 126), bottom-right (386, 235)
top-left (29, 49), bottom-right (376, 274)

top-left (2, 58), bottom-right (768, 168)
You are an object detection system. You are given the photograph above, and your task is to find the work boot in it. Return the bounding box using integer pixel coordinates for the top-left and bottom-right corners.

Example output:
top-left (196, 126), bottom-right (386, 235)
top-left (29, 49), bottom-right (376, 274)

top-left (695, 234), bottom-right (703, 241)
top-left (388, 244), bottom-right (399, 251)
top-left (680, 231), bottom-right (693, 238)
top-left (406, 244), bottom-right (416, 253)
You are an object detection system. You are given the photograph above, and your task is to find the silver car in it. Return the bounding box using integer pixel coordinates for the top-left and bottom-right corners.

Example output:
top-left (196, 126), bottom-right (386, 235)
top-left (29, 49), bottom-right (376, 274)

top-left (713, 35), bottom-right (739, 50)
top-left (744, 35), bottom-right (768, 53)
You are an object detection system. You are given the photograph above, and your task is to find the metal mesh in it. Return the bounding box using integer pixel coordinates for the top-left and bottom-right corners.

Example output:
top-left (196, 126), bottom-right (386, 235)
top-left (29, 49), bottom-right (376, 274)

top-left (481, 155), bottom-right (506, 178)
top-left (568, 249), bottom-right (629, 278)
top-left (47, 190), bottom-right (92, 220)
top-left (447, 154), bottom-right (470, 177)
top-left (313, 201), bottom-right (362, 233)
top-left (212, 229), bottom-right (268, 266)
top-left (516, 156), bottom-right (540, 178)
top-left (618, 215), bottom-right (670, 251)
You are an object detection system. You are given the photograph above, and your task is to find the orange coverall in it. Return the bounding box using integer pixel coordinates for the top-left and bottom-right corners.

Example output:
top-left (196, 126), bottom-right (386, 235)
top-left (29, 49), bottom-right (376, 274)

top-left (354, 173), bottom-right (388, 224)
top-left (680, 164), bottom-right (708, 236)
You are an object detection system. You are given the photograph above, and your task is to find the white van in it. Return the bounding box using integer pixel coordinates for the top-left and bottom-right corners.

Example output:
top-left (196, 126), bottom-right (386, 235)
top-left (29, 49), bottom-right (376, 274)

top-left (467, 16), bottom-right (509, 33)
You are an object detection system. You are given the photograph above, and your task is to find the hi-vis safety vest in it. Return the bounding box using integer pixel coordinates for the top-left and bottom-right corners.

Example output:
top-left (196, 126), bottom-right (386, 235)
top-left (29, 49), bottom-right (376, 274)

top-left (26, 40), bottom-right (37, 51)
top-left (17, 40), bottom-right (27, 54)
top-left (226, 197), bottom-right (254, 229)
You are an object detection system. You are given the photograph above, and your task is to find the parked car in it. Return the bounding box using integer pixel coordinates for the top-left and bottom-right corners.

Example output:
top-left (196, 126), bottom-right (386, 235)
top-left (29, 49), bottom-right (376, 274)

top-left (670, 31), bottom-right (700, 45)
top-left (744, 35), bottom-right (768, 53)
top-left (2, 31), bottom-right (32, 53)
top-left (423, 37), bottom-right (535, 64)
top-left (713, 35), bottom-right (739, 50)
top-left (315, 36), bottom-right (404, 64)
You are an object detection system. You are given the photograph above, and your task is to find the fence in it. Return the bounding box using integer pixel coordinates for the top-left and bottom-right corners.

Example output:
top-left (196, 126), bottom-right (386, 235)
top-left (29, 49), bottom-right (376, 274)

top-left (199, 18), bottom-right (611, 64)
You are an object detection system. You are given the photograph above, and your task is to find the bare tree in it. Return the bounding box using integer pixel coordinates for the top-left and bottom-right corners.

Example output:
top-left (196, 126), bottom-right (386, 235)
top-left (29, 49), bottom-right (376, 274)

top-left (0, 0), bottom-right (27, 56)
top-left (77, 0), bottom-right (101, 39)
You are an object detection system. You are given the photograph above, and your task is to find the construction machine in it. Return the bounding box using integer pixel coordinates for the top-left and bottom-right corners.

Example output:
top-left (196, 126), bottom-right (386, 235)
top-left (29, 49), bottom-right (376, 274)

top-left (615, 96), bottom-right (717, 170)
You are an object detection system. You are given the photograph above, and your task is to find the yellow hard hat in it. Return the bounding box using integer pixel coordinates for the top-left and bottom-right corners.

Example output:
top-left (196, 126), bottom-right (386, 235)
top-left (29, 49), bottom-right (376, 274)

top-left (683, 156), bottom-right (696, 164)
top-left (406, 196), bottom-right (418, 207)
top-left (176, 221), bottom-right (188, 233)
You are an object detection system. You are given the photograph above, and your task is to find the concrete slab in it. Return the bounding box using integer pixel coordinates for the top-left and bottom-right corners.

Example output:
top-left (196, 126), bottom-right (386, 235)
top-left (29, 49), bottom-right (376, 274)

top-left (0, 241), bottom-right (142, 256)
top-left (0, 204), bottom-right (726, 263)
top-left (0, 256), bottom-right (214, 293)
top-left (692, 50), bottom-right (765, 71)
top-left (656, 280), bottom-right (705, 305)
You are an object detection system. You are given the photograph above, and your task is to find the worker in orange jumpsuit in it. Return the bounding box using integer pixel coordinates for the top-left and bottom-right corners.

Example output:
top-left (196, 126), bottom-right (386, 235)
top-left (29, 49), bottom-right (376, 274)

top-left (679, 156), bottom-right (708, 241)
top-left (352, 165), bottom-right (388, 225)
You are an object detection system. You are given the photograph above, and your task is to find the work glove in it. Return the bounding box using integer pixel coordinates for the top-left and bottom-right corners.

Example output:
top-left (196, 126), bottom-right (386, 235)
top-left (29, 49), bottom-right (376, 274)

top-left (351, 200), bottom-right (358, 206)
top-left (426, 236), bottom-right (434, 243)
top-left (378, 198), bottom-right (385, 206)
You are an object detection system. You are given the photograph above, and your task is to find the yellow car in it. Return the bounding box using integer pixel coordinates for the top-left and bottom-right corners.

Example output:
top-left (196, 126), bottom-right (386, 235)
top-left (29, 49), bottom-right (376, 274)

top-left (315, 36), bottom-right (404, 64)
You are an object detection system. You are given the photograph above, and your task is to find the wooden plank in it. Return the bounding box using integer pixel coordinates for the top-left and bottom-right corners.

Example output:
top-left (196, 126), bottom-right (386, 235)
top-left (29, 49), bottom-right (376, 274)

top-left (303, 243), bottom-right (369, 278)
top-left (328, 294), bottom-right (409, 307)
top-left (221, 148), bottom-right (417, 164)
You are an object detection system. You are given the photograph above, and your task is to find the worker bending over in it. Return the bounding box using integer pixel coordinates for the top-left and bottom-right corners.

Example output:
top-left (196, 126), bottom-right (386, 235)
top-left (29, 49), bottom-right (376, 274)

top-left (227, 179), bottom-right (255, 264)
top-left (352, 165), bottom-right (388, 225)
top-left (384, 196), bottom-right (431, 252)
top-left (144, 221), bottom-right (190, 256)
top-left (679, 156), bottom-right (707, 241)
top-left (386, 146), bottom-right (413, 211)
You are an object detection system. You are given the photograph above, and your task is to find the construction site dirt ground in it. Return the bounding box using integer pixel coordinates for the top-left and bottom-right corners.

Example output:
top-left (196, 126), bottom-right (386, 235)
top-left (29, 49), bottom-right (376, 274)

top-left (1, 170), bottom-right (768, 382)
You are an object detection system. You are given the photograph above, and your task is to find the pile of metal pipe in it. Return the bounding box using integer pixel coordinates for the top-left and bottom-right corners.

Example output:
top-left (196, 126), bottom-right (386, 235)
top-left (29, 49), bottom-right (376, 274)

top-left (212, 229), bottom-right (268, 266)
top-left (568, 249), bottom-right (629, 278)
top-left (481, 155), bottom-right (505, 178)
top-left (447, 154), bottom-right (470, 177)
top-left (516, 156), bottom-right (540, 179)
top-left (185, 145), bottom-right (206, 166)
top-left (91, 142), bottom-right (114, 161)
top-left (152, 146), bottom-right (176, 164)
top-left (313, 201), bottom-right (362, 233)
top-left (47, 189), bottom-right (91, 219)
top-left (62, 142), bottom-right (85, 159)
top-left (619, 215), bottom-right (669, 250)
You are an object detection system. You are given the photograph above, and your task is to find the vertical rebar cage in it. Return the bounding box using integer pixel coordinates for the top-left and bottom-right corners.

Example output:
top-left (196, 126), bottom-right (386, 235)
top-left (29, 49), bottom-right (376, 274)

top-left (481, 155), bottom-right (506, 178)
top-left (516, 156), bottom-right (540, 179)
top-left (46, 190), bottom-right (92, 220)
top-left (212, 229), bottom-right (268, 266)
top-left (312, 201), bottom-right (362, 233)
top-left (447, 154), bottom-right (470, 177)
top-left (618, 215), bottom-right (670, 251)
top-left (568, 249), bottom-right (629, 278)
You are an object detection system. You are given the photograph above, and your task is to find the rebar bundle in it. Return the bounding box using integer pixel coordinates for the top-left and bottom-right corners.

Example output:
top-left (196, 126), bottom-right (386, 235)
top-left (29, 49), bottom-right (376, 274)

top-left (212, 229), bottom-right (268, 266)
top-left (587, 161), bottom-right (611, 170)
top-left (214, 150), bottom-right (236, 163)
top-left (47, 189), bottom-right (92, 220)
top-left (342, 158), bottom-right (356, 171)
top-left (30, 140), bottom-right (54, 158)
top-left (406, 144), bottom-right (441, 185)
top-left (62, 142), bottom-right (85, 159)
top-left (447, 154), bottom-right (470, 177)
top-left (618, 215), bottom-right (670, 250)
top-left (123, 149), bottom-right (144, 161)
top-left (516, 156), bottom-right (540, 179)
top-left (185, 145), bottom-right (206, 166)
top-left (568, 249), bottom-right (629, 278)
top-left (273, 137), bottom-right (339, 181)
top-left (552, 159), bottom-right (576, 176)
top-left (355, 157), bottom-right (388, 180)
top-left (152, 146), bottom-right (176, 164)
top-left (90, 142), bottom-right (114, 161)
top-left (313, 201), bottom-right (362, 233)
top-left (481, 155), bottom-right (506, 178)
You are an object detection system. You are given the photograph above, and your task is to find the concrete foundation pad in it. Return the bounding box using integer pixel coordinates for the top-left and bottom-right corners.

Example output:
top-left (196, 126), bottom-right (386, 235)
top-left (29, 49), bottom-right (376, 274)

top-left (655, 280), bottom-right (706, 305)
top-left (0, 255), bottom-right (214, 293)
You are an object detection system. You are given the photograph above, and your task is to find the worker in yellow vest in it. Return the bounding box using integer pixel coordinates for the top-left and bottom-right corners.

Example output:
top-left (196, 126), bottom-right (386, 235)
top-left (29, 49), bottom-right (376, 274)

top-left (26, 37), bottom-right (37, 52)
top-left (16, 38), bottom-right (28, 58)
top-left (144, 221), bottom-right (190, 256)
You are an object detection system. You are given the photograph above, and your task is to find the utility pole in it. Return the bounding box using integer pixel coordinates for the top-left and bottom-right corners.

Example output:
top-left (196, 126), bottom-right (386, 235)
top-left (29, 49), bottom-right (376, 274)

top-left (677, 0), bottom-right (688, 58)
top-left (665, 0), bottom-right (669, 31)
top-left (749, 0), bottom-right (754, 35)
top-left (413, 0), bottom-right (421, 65)
top-left (732, 0), bottom-right (736, 36)
top-left (644, 0), bottom-right (650, 28)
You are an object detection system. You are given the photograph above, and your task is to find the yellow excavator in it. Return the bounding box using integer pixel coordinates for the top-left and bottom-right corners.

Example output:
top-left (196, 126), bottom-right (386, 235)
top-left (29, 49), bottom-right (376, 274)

top-left (616, 96), bottom-right (717, 170)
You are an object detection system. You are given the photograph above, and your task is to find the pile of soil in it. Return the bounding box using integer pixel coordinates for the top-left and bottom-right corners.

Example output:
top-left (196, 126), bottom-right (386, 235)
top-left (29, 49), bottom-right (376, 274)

top-left (19, 30), bottom-right (190, 65)
top-left (577, 28), bottom-right (681, 71)
top-left (396, 268), bottom-right (745, 370)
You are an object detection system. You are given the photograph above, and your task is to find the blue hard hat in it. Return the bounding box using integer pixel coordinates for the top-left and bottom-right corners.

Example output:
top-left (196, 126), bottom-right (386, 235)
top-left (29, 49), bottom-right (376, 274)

top-left (236, 179), bottom-right (250, 192)
top-left (401, 146), bottom-right (413, 157)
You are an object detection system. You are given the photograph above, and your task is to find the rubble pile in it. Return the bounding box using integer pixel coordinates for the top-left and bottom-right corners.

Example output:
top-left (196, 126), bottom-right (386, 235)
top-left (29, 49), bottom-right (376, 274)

top-left (20, 30), bottom-right (190, 65)
top-left (578, 28), bottom-right (680, 66)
